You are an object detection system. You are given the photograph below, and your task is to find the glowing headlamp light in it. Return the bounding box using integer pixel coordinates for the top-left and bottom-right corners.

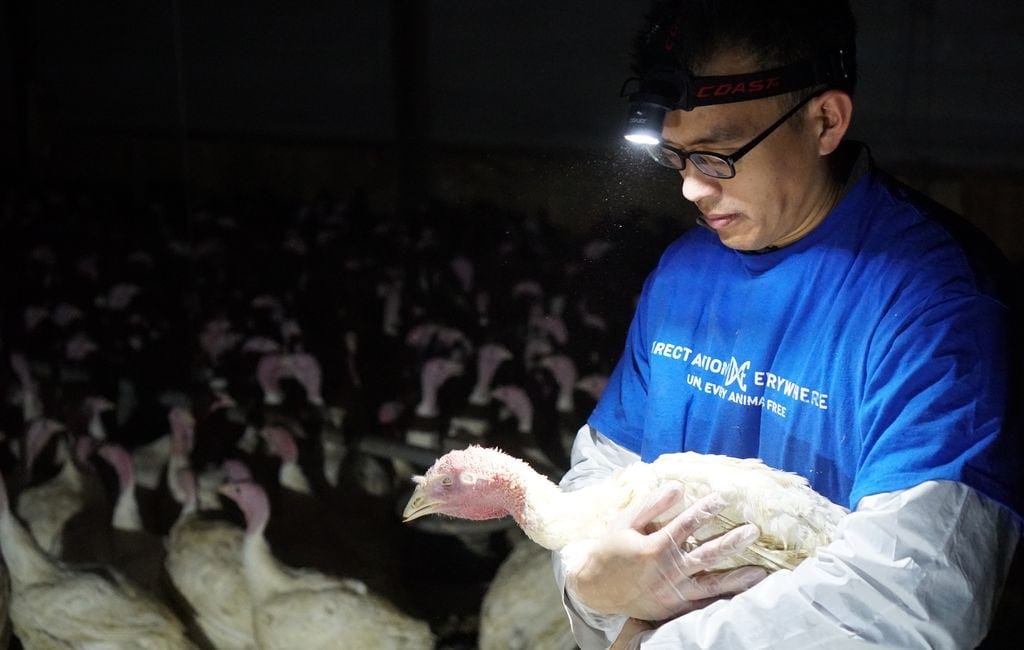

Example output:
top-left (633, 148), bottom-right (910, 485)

top-left (621, 49), bottom-right (853, 145)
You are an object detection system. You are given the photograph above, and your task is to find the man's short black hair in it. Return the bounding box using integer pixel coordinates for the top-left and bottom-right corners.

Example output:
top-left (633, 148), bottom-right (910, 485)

top-left (631, 0), bottom-right (857, 95)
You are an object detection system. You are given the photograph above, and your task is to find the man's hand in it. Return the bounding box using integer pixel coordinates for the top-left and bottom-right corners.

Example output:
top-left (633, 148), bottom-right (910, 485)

top-left (563, 488), bottom-right (767, 621)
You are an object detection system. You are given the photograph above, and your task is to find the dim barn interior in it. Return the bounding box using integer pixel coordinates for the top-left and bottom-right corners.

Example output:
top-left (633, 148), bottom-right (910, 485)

top-left (1, 2), bottom-right (1023, 648)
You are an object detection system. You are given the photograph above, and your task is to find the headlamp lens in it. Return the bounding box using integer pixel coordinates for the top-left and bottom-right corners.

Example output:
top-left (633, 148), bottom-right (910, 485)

top-left (624, 102), bottom-right (668, 146)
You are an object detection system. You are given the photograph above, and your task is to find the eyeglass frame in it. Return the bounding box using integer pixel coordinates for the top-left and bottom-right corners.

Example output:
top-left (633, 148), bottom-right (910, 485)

top-left (644, 89), bottom-right (823, 179)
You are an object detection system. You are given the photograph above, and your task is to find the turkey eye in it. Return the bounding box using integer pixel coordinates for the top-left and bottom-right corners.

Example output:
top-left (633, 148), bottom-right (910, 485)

top-left (441, 476), bottom-right (453, 486)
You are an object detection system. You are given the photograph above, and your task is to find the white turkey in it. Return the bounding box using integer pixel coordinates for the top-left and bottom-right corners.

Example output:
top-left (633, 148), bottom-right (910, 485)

top-left (94, 443), bottom-right (171, 601)
top-left (217, 479), bottom-right (436, 649)
top-left (444, 343), bottom-right (514, 451)
top-left (165, 465), bottom-right (256, 650)
top-left (0, 468), bottom-right (195, 648)
top-left (406, 357), bottom-right (464, 449)
top-left (539, 354), bottom-right (584, 460)
top-left (403, 445), bottom-right (848, 573)
top-left (259, 424), bottom-right (346, 577)
top-left (165, 405), bottom-right (196, 505)
top-left (488, 385), bottom-right (564, 476)
top-left (0, 541), bottom-right (9, 648)
top-left (8, 352), bottom-right (44, 425)
top-left (478, 534), bottom-right (576, 650)
top-left (16, 422), bottom-right (104, 557)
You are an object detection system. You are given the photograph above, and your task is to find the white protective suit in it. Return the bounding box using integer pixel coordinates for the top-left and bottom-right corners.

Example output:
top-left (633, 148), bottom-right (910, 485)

top-left (553, 426), bottom-right (1021, 649)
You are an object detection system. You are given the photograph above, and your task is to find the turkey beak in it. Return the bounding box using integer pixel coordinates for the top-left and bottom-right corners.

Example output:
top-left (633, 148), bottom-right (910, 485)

top-left (402, 481), bottom-right (441, 522)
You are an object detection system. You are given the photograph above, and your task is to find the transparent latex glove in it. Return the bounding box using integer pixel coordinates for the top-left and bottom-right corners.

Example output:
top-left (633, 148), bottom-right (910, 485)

top-left (563, 487), bottom-right (768, 622)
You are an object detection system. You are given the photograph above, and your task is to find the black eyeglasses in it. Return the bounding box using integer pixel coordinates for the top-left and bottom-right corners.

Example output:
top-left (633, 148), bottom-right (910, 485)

top-left (643, 92), bottom-right (819, 179)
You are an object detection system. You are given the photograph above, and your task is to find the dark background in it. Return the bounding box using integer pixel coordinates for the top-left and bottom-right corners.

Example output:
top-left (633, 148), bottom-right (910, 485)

top-left (1, 4), bottom-right (1022, 646)
top-left (2, 0), bottom-right (1023, 258)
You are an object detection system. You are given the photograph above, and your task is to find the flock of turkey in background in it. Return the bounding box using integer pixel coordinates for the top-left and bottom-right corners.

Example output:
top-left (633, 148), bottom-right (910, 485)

top-left (0, 189), bottom-right (676, 648)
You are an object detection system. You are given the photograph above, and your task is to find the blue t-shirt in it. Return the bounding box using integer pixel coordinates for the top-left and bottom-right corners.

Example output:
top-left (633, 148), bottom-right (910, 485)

top-left (590, 147), bottom-right (1019, 512)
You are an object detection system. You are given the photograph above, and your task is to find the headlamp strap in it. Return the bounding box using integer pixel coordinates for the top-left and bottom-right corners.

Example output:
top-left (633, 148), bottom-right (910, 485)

top-left (677, 49), bottom-right (851, 110)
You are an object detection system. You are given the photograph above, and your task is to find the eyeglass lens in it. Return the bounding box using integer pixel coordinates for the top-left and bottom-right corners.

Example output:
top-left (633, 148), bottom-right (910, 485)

top-left (643, 91), bottom-right (820, 178)
top-left (645, 146), bottom-right (734, 178)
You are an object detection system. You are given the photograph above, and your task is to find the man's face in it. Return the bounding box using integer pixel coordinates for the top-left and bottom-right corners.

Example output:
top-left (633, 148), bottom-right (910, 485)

top-left (661, 53), bottom-right (838, 251)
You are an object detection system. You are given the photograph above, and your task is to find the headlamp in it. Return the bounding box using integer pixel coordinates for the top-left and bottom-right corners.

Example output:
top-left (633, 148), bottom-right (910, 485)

top-left (621, 49), bottom-right (853, 145)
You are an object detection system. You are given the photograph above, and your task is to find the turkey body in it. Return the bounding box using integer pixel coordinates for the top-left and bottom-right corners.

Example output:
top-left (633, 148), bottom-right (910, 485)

top-left (17, 436), bottom-right (103, 557)
top-left (220, 480), bottom-right (436, 650)
top-left (478, 536), bottom-right (575, 650)
top-left (164, 466), bottom-right (256, 650)
top-left (165, 513), bottom-right (255, 650)
top-left (404, 446), bottom-right (849, 573)
top-left (0, 472), bottom-right (195, 649)
top-left (247, 570), bottom-right (433, 650)
top-left (11, 568), bottom-right (194, 650)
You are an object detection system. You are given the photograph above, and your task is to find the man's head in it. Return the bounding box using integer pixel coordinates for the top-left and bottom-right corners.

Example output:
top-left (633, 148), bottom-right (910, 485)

top-left (631, 1), bottom-right (858, 251)
top-left (631, 0), bottom-right (857, 94)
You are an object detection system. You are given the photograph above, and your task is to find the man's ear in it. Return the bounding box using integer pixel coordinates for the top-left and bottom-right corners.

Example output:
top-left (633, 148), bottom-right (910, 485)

top-left (812, 89), bottom-right (853, 156)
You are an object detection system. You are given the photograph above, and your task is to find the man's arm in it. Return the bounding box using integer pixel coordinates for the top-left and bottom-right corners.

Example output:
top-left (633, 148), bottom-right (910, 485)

top-left (622, 480), bottom-right (1019, 648)
top-left (555, 428), bottom-right (1020, 649)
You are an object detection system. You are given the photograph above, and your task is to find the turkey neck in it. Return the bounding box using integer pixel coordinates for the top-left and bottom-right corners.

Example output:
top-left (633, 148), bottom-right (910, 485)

top-left (0, 472), bottom-right (59, 586)
top-left (495, 462), bottom-right (614, 551)
top-left (55, 455), bottom-right (85, 491)
top-left (111, 452), bottom-right (142, 531)
top-left (239, 507), bottom-right (291, 603)
top-left (278, 459), bottom-right (311, 494)
top-left (0, 509), bottom-right (60, 588)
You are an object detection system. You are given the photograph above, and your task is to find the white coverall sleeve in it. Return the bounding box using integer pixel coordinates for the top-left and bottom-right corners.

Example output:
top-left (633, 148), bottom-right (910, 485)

top-left (552, 425), bottom-right (641, 648)
top-left (553, 427), bottom-right (1021, 650)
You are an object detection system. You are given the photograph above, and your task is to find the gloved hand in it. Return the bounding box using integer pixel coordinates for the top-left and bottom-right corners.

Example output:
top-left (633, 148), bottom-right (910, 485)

top-left (562, 487), bottom-right (767, 622)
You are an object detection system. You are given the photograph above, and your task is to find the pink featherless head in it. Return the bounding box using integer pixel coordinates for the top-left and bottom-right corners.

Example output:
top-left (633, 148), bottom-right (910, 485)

top-left (222, 458), bottom-right (252, 482)
top-left (450, 256), bottom-right (474, 293)
top-left (377, 400), bottom-right (405, 424)
top-left (539, 316), bottom-right (568, 346)
top-left (208, 391), bottom-right (237, 413)
top-left (492, 385), bottom-right (532, 419)
top-left (405, 322), bottom-right (440, 349)
top-left (168, 405), bottom-right (195, 429)
top-left (169, 406), bottom-right (195, 453)
top-left (261, 425), bottom-right (298, 463)
top-left (512, 280), bottom-right (543, 298)
top-left (576, 374), bottom-right (610, 401)
top-left (542, 354), bottom-right (578, 387)
top-left (421, 357), bottom-right (463, 388)
top-left (403, 445), bottom-right (531, 522)
top-left (74, 434), bottom-right (97, 463)
top-left (88, 396), bottom-right (116, 415)
top-left (98, 444), bottom-right (133, 488)
top-left (436, 326), bottom-right (467, 348)
top-left (256, 354), bottom-right (283, 392)
top-left (242, 336), bottom-right (281, 354)
top-left (477, 344), bottom-right (513, 375)
top-left (217, 480), bottom-right (270, 533)
top-left (427, 445), bottom-right (513, 476)
top-left (289, 353), bottom-right (323, 404)
top-left (280, 319), bottom-right (303, 341)
top-left (65, 334), bottom-right (99, 360)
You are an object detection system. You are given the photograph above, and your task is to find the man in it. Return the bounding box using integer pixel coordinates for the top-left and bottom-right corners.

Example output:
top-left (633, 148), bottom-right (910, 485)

top-left (553, 1), bottom-right (1022, 647)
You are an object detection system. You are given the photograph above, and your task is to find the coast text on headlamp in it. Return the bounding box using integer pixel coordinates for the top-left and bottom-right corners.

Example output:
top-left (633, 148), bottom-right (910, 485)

top-left (621, 49), bottom-right (852, 145)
